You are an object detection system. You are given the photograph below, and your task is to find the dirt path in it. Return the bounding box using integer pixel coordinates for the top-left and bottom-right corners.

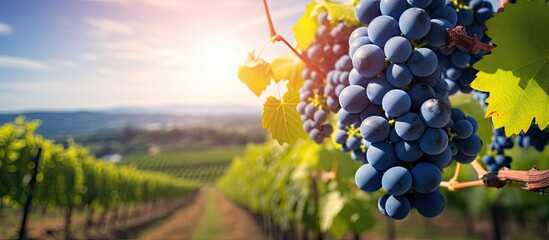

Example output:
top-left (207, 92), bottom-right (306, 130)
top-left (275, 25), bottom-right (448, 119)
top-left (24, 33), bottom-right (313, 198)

top-left (140, 186), bottom-right (266, 240)
top-left (214, 188), bottom-right (266, 240)
top-left (139, 189), bottom-right (208, 240)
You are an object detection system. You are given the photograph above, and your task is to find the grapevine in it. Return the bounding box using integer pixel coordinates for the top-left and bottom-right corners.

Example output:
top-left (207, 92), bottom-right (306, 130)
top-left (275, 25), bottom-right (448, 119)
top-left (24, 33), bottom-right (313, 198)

top-left (233, 0), bottom-right (549, 229)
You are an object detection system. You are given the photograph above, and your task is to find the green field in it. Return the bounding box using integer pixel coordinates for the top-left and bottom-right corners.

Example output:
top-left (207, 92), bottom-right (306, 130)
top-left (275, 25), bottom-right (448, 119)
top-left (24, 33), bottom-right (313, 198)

top-left (118, 146), bottom-right (244, 183)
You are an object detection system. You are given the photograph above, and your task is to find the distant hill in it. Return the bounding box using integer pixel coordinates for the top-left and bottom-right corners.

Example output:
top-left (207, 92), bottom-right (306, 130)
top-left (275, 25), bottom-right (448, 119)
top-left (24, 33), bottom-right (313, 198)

top-left (0, 105), bottom-right (262, 138)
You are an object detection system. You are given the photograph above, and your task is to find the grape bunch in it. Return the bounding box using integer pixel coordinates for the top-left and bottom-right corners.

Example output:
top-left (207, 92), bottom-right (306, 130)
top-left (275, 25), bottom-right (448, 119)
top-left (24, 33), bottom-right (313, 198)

top-left (440, 0), bottom-right (494, 95)
top-left (297, 11), bottom-right (354, 144)
top-left (347, 0), bottom-right (484, 220)
top-left (517, 123), bottom-right (549, 152)
top-left (482, 127), bottom-right (513, 171)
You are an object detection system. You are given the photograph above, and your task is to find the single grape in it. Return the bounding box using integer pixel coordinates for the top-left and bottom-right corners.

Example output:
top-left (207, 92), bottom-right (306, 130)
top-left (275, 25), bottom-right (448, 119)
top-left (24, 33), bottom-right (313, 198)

top-left (385, 195), bottom-right (410, 220)
top-left (415, 189), bottom-right (445, 218)
top-left (360, 116), bottom-right (390, 143)
top-left (367, 142), bottom-right (398, 171)
top-left (382, 166), bottom-right (412, 196)
top-left (399, 8), bottom-right (431, 40)
top-left (339, 85), bottom-right (369, 114)
top-left (352, 44), bottom-right (386, 77)
top-left (420, 99), bottom-right (451, 128)
top-left (382, 89), bottom-right (411, 117)
top-left (419, 127), bottom-right (449, 155)
top-left (394, 112), bottom-right (426, 141)
top-left (411, 162), bottom-right (442, 194)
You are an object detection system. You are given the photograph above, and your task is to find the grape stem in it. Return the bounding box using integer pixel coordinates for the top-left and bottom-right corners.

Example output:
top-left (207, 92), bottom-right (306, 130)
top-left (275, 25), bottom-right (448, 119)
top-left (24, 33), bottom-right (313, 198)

top-left (445, 26), bottom-right (495, 54)
top-left (261, 0), bottom-right (327, 79)
top-left (441, 158), bottom-right (549, 194)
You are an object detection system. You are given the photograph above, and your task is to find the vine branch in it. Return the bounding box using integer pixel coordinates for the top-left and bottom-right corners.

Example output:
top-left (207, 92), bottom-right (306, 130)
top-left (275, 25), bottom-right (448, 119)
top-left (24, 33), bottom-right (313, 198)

top-left (441, 158), bottom-right (549, 195)
top-left (261, 0), bottom-right (327, 79)
top-left (445, 26), bottom-right (495, 54)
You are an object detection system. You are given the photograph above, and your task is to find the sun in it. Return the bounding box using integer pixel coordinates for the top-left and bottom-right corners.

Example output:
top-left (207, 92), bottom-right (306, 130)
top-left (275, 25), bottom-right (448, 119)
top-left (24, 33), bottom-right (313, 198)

top-left (196, 41), bottom-right (244, 79)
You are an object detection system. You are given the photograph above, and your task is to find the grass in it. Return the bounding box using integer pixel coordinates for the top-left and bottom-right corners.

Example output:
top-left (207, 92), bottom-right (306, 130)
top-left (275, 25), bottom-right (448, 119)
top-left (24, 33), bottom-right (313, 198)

top-left (190, 187), bottom-right (226, 240)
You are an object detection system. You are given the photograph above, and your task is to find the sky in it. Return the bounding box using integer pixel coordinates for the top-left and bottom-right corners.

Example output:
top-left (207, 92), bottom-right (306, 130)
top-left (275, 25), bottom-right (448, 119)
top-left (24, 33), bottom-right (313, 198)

top-left (0, 0), bottom-right (310, 112)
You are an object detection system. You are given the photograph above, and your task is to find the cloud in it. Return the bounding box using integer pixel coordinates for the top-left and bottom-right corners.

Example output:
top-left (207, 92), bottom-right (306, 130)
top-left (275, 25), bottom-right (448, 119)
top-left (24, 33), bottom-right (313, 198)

top-left (52, 59), bottom-right (78, 68)
top-left (83, 53), bottom-right (99, 61)
top-left (0, 21), bottom-right (13, 35)
top-left (86, 17), bottom-right (134, 37)
top-left (0, 55), bottom-right (50, 71)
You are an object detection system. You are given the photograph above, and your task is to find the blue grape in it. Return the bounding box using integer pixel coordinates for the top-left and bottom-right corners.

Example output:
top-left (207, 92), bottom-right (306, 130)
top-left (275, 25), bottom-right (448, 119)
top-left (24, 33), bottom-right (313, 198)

top-left (314, 109), bottom-right (328, 123)
top-left (360, 116), bottom-right (390, 143)
top-left (368, 15), bottom-right (401, 47)
top-left (352, 44), bottom-right (386, 77)
top-left (386, 63), bottom-right (413, 88)
top-left (349, 68), bottom-right (373, 87)
top-left (382, 166), bottom-right (412, 196)
top-left (419, 127), bottom-right (449, 155)
top-left (355, 164), bottom-right (383, 192)
top-left (422, 145), bottom-right (453, 168)
top-left (425, 18), bottom-right (452, 47)
top-left (367, 142), bottom-right (398, 171)
top-left (475, 7), bottom-right (493, 23)
top-left (367, 77), bottom-right (394, 105)
top-left (355, 0), bottom-right (382, 25)
top-left (411, 162), bottom-right (442, 194)
top-left (384, 36), bottom-right (413, 63)
top-left (380, 0), bottom-right (410, 20)
top-left (349, 27), bottom-right (369, 46)
top-left (378, 194), bottom-right (390, 216)
top-left (385, 195), bottom-right (410, 220)
top-left (399, 8), bottom-right (431, 40)
top-left (457, 8), bottom-right (474, 26)
top-left (415, 189), bottom-right (445, 218)
top-left (453, 119), bottom-right (473, 139)
top-left (453, 151), bottom-right (476, 164)
top-left (431, 5), bottom-right (457, 26)
top-left (408, 83), bottom-right (435, 111)
top-left (360, 104), bottom-right (385, 121)
top-left (346, 136), bottom-right (362, 151)
top-left (334, 130), bottom-right (348, 144)
top-left (350, 36), bottom-right (373, 57)
top-left (382, 89), bottom-right (412, 117)
top-left (451, 50), bottom-right (471, 69)
top-left (407, 48), bottom-right (438, 77)
top-left (339, 85), bottom-right (369, 114)
top-left (456, 134), bottom-right (482, 156)
top-left (408, 0), bottom-right (432, 8)
top-left (395, 141), bottom-right (423, 163)
top-left (337, 108), bottom-right (361, 126)
top-left (394, 112), bottom-right (426, 141)
top-left (420, 99), bottom-right (451, 128)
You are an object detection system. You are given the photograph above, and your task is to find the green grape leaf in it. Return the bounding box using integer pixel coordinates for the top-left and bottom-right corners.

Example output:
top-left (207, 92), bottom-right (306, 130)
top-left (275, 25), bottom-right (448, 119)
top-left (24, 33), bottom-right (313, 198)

top-left (271, 52), bottom-right (305, 91)
top-left (471, 0), bottom-right (549, 136)
top-left (324, 1), bottom-right (359, 26)
top-left (320, 190), bottom-right (346, 231)
top-left (293, 1), bottom-right (321, 51)
top-left (237, 51), bottom-right (272, 97)
top-left (262, 90), bottom-right (306, 145)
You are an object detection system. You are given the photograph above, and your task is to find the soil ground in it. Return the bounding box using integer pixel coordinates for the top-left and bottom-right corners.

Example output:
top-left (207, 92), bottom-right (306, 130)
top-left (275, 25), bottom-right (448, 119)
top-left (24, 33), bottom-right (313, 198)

top-left (139, 186), bottom-right (266, 240)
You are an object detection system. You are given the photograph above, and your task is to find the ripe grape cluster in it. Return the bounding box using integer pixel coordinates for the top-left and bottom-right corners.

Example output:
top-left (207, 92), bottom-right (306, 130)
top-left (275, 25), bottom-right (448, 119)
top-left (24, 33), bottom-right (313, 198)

top-left (517, 124), bottom-right (549, 152)
top-left (297, 12), bottom-right (354, 144)
top-left (441, 0), bottom-right (494, 95)
top-left (347, 0), bottom-right (484, 220)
